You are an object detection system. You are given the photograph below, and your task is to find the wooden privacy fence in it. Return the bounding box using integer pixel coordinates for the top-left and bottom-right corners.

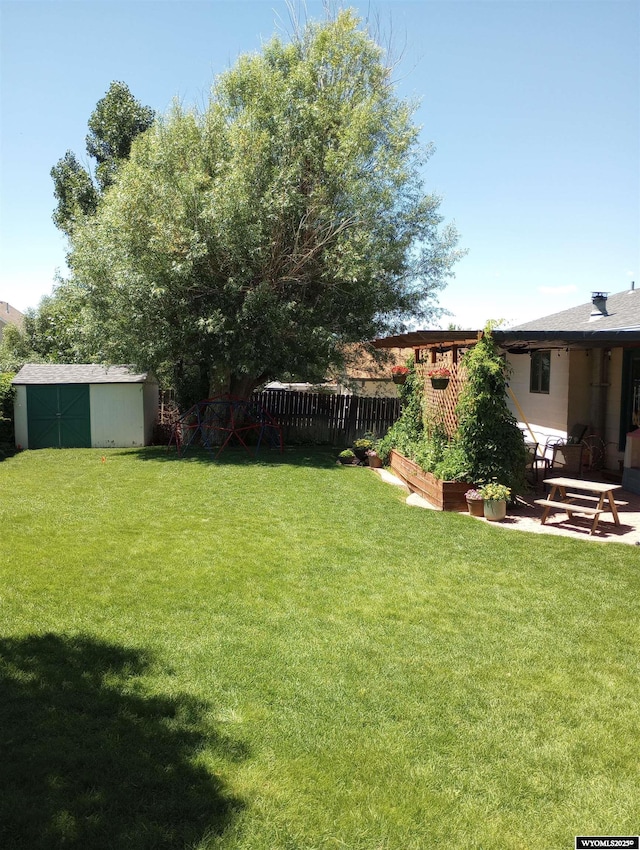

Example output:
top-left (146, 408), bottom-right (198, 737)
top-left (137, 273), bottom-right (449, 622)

top-left (253, 390), bottom-right (401, 446)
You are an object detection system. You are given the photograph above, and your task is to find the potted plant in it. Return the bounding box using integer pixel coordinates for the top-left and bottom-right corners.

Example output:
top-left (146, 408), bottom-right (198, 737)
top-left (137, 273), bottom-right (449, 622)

top-left (391, 365), bottom-right (410, 385)
top-left (337, 449), bottom-right (358, 465)
top-left (366, 448), bottom-right (383, 468)
top-left (352, 437), bottom-right (374, 462)
top-left (479, 481), bottom-right (511, 521)
top-left (464, 487), bottom-right (484, 517)
top-left (428, 367), bottom-right (451, 390)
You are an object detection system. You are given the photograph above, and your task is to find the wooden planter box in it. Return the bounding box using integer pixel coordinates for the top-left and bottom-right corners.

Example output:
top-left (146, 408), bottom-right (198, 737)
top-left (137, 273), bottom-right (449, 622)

top-left (389, 449), bottom-right (471, 511)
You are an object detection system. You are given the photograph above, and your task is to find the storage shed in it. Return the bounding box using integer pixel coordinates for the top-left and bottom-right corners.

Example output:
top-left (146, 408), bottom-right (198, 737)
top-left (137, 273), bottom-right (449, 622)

top-left (12, 364), bottom-right (159, 449)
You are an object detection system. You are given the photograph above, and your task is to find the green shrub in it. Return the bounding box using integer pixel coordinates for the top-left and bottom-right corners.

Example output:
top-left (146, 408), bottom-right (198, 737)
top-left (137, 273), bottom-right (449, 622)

top-left (0, 372), bottom-right (16, 452)
top-left (456, 329), bottom-right (525, 493)
top-left (0, 372), bottom-right (15, 416)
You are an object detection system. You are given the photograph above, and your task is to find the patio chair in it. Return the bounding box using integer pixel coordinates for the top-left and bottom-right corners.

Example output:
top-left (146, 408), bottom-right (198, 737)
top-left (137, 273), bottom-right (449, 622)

top-left (548, 442), bottom-right (584, 478)
top-left (567, 423), bottom-right (588, 445)
top-left (524, 441), bottom-right (549, 485)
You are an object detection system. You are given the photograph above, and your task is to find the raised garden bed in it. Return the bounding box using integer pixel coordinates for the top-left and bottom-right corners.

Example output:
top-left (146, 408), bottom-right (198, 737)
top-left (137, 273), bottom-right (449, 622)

top-left (389, 449), bottom-right (471, 511)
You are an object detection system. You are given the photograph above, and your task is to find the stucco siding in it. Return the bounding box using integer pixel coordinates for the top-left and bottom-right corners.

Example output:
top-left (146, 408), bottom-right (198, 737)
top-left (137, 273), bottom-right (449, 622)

top-left (607, 347), bottom-right (624, 467)
top-left (90, 384), bottom-right (145, 447)
top-left (567, 350), bottom-right (591, 429)
top-left (506, 350), bottom-right (569, 441)
top-left (336, 379), bottom-right (400, 398)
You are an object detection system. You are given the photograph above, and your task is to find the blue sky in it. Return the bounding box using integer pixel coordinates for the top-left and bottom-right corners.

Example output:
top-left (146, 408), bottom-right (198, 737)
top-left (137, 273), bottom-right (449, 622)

top-left (1, 0), bottom-right (638, 329)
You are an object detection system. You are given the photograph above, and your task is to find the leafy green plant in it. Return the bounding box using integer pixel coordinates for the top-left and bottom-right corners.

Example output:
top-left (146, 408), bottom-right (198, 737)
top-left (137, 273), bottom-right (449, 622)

top-left (379, 365), bottom-right (471, 481)
top-left (377, 358), bottom-right (424, 464)
top-left (0, 372), bottom-right (16, 454)
top-left (456, 327), bottom-right (526, 493)
top-left (353, 437), bottom-right (374, 452)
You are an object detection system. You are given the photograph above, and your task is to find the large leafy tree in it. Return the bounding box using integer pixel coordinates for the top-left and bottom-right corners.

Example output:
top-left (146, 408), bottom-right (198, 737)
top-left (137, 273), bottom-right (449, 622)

top-left (23, 280), bottom-right (95, 364)
top-left (68, 11), bottom-right (463, 402)
top-left (51, 82), bottom-right (154, 237)
top-left (85, 81), bottom-right (155, 192)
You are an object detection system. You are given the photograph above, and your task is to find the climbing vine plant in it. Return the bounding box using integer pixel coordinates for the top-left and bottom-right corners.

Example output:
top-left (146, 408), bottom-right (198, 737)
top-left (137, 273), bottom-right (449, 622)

top-left (455, 328), bottom-right (526, 493)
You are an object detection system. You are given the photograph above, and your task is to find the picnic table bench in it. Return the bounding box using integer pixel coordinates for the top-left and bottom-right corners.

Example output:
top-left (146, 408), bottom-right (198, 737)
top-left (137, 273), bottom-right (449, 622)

top-left (535, 477), bottom-right (623, 536)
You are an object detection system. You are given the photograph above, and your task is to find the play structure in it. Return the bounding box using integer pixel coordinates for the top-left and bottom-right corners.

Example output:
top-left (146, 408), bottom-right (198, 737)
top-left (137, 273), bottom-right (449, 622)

top-left (168, 394), bottom-right (283, 458)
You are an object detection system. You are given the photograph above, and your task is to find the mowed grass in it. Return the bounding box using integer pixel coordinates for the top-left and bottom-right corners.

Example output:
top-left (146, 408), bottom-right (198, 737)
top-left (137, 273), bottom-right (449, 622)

top-left (1, 447), bottom-right (638, 849)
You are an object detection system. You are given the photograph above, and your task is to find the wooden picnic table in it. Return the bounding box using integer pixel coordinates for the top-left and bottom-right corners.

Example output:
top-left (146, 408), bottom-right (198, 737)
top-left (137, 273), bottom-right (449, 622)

top-left (535, 477), bottom-right (623, 536)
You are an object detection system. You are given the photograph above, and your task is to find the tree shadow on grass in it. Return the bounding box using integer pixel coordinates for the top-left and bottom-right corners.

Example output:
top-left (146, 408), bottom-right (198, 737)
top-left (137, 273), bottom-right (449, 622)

top-left (115, 444), bottom-right (341, 469)
top-left (0, 634), bottom-right (245, 850)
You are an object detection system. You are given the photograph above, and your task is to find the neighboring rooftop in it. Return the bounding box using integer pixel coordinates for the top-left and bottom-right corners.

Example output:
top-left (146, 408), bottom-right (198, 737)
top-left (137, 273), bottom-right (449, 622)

top-left (12, 364), bottom-right (154, 385)
top-left (0, 301), bottom-right (25, 330)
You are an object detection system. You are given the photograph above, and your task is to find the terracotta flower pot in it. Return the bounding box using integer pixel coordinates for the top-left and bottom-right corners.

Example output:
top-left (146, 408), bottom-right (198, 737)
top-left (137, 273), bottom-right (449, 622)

top-left (466, 497), bottom-right (484, 517)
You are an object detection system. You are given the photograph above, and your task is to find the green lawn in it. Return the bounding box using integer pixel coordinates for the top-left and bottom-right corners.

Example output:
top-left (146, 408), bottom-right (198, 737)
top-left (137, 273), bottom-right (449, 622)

top-left (1, 447), bottom-right (638, 849)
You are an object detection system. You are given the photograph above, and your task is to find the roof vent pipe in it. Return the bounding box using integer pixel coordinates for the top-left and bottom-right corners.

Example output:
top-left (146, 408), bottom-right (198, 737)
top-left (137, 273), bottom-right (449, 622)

top-left (590, 291), bottom-right (608, 318)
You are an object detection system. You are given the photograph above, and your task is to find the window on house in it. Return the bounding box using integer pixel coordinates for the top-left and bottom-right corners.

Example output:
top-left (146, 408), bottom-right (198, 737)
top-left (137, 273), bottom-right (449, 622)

top-left (530, 350), bottom-right (550, 394)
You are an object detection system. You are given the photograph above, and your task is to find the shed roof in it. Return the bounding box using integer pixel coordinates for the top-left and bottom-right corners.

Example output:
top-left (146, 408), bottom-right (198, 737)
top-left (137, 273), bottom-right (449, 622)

top-left (12, 364), bottom-right (155, 385)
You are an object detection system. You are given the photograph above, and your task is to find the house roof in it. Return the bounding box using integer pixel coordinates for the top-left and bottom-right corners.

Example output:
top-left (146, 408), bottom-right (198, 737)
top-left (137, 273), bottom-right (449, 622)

top-left (0, 301), bottom-right (25, 329)
top-left (12, 364), bottom-right (155, 385)
top-left (370, 288), bottom-right (640, 353)
top-left (494, 287), bottom-right (640, 351)
top-left (508, 287), bottom-right (640, 333)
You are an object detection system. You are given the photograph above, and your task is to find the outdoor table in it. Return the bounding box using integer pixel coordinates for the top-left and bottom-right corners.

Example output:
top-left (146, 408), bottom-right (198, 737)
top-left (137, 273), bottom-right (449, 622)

top-left (535, 477), bottom-right (622, 536)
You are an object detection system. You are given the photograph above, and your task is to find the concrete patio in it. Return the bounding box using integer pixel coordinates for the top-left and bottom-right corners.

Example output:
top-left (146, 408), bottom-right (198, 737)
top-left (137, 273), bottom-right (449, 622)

top-left (375, 468), bottom-right (640, 545)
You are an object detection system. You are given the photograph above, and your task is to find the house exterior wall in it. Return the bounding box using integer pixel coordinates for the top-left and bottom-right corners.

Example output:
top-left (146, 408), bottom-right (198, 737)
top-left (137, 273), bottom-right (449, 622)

top-left (567, 349), bottom-right (591, 430)
top-left (336, 378), bottom-right (400, 398)
top-left (506, 349), bottom-right (570, 443)
top-left (606, 348), bottom-right (624, 470)
top-left (506, 347), bottom-right (626, 472)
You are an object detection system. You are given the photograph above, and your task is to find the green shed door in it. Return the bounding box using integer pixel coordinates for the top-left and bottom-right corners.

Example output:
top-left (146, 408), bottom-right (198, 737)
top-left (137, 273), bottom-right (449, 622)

top-left (27, 384), bottom-right (91, 448)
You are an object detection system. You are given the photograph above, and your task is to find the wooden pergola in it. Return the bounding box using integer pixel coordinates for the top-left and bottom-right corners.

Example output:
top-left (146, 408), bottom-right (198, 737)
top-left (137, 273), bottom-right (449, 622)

top-left (370, 330), bottom-right (484, 437)
top-left (371, 330), bottom-right (483, 365)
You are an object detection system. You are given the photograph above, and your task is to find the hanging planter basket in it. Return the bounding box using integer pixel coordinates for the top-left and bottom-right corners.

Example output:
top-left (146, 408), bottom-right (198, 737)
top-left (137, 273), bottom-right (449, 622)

top-left (430, 377), bottom-right (450, 390)
top-left (392, 373), bottom-right (407, 385)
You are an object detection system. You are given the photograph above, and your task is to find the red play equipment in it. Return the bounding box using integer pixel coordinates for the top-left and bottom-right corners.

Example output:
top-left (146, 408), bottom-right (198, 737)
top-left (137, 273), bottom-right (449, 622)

top-left (168, 394), bottom-right (283, 458)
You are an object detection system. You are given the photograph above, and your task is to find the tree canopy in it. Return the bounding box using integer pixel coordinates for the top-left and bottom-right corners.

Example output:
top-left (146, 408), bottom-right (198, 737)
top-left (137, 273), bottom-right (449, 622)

top-left (65, 11), bottom-right (463, 403)
top-left (51, 82), bottom-right (154, 237)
